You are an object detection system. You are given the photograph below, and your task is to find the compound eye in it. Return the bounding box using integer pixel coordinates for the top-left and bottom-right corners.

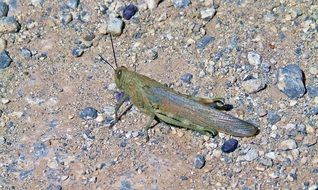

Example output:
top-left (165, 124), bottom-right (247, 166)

top-left (116, 70), bottom-right (122, 79)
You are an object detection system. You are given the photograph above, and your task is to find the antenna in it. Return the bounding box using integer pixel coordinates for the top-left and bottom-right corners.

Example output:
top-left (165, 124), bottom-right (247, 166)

top-left (98, 54), bottom-right (115, 70)
top-left (109, 34), bottom-right (118, 68)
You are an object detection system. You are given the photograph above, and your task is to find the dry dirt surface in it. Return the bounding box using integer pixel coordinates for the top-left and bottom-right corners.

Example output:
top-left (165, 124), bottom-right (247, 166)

top-left (0, 0), bottom-right (317, 189)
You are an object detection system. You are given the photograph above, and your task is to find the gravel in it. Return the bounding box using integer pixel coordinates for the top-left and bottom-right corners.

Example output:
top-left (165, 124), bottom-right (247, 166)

top-left (242, 78), bottom-right (266, 93)
top-left (200, 7), bottom-right (216, 21)
top-left (172, 0), bottom-right (191, 8)
top-left (79, 107), bottom-right (98, 120)
top-left (107, 17), bottom-right (124, 36)
top-left (279, 139), bottom-right (297, 151)
top-left (193, 154), bottom-right (205, 169)
top-left (196, 35), bottom-right (214, 50)
top-left (123, 4), bottom-right (138, 20)
top-left (277, 64), bottom-right (306, 99)
top-left (0, 2), bottom-right (9, 17)
top-left (0, 16), bottom-right (20, 33)
top-left (66, 0), bottom-right (80, 9)
top-left (0, 51), bottom-right (12, 69)
top-left (247, 52), bottom-right (261, 65)
top-left (180, 73), bottom-right (193, 84)
top-left (221, 139), bottom-right (238, 153)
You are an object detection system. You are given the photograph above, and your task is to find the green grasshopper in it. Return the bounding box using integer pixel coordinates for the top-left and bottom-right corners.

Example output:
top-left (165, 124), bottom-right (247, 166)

top-left (100, 35), bottom-right (259, 140)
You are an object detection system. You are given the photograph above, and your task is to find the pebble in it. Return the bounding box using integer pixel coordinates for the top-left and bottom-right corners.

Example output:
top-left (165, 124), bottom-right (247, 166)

top-left (247, 52), bottom-right (261, 65)
top-left (309, 66), bottom-right (318, 75)
top-left (279, 139), bottom-right (297, 151)
top-left (46, 184), bottom-right (63, 190)
top-left (147, 49), bottom-right (158, 60)
top-left (107, 17), bottom-right (124, 36)
top-left (21, 48), bottom-right (32, 58)
top-left (265, 152), bottom-right (278, 160)
top-left (120, 180), bottom-right (133, 190)
top-left (0, 136), bottom-right (5, 145)
top-left (114, 91), bottom-right (126, 102)
top-left (277, 64), bottom-right (305, 99)
top-left (180, 73), bottom-right (193, 84)
top-left (244, 148), bottom-right (258, 161)
top-left (19, 170), bottom-right (33, 180)
top-left (221, 139), bottom-right (238, 153)
top-left (60, 12), bottom-right (73, 25)
top-left (79, 107), bottom-right (98, 120)
top-left (0, 2), bottom-right (9, 17)
top-left (267, 111), bottom-right (281, 125)
top-left (66, 0), bottom-right (80, 9)
top-left (0, 16), bottom-right (21, 34)
top-left (303, 135), bottom-right (317, 146)
top-left (196, 35), bottom-right (214, 50)
top-left (0, 38), bottom-right (6, 51)
top-left (123, 4), bottom-right (138, 20)
top-left (33, 142), bottom-right (48, 158)
top-left (146, 0), bottom-right (161, 9)
top-left (0, 51), bottom-right (12, 69)
top-left (258, 158), bottom-right (273, 167)
top-left (200, 7), bottom-right (216, 21)
top-left (108, 83), bottom-right (117, 91)
top-left (242, 78), bottom-right (266, 93)
top-left (72, 48), bottom-right (83, 57)
top-left (307, 85), bottom-right (318, 98)
top-left (172, 0), bottom-right (191, 8)
top-left (95, 114), bottom-right (104, 123)
top-left (194, 154), bottom-right (205, 169)
top-left (1, 98), bottom-right (10, 104)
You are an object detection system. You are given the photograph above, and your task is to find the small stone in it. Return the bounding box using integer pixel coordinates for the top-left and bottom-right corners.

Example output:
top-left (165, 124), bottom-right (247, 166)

top-left (107, 17), bottom-right (124, 36)
top-left (247, 52), bottom-right (261, 65)
top-left (123, 4), bottom-right (138, 20)
top-left (95, 114), bottom-right (104, 123)
top-left (0, 16), bottom-right (20, 34)
top-left (0, 38), bottom-right (6, 51)
top-left (0, 2), bottom-right (9, 17)
top-left (60, 12), bottom-right (73, 25)
top-left (0, 51), bottom-right (12, 69)
top-left (307, 85), bottom-right (318, 98)
top-left (30, 0), bottom-right (44, 6)
top-left (194, 154), bottom-right (205, 169)
top-left (147, 49), bottom-right (158, 60)
top-left (72, 48), bottom-right (83, 57)
top-left (21, 48), bottom-right (32, 58)
top-left (221, 139), bottom-right (238, 153)
top-left (0, 136), bottom-right (5, 145)
top-left (114, 91), bottom-right (126, 102)
top-left (267, 112), bottom-right (281, 125)
top-left (180, 73), bottom-right (193, 84)
top-left (279, 139), bottom-right (297, 150)
top-left (303, 135), bottom-right (317, 146)
top-left (242, 78), bottom-right (266, 93)
top-left (146, 0), bottom-right (161, 9)
top-left (120, 180), bottom-right (133, 190)
top-left (66, 0), bottom-right (80, 9)
top-left (172, 0), bottom-right (190, 8)
top-left (258, 158), bottom-right (273, 167)
top-left (33, 142), bottom-right (48, 158)
top-left (244, 148), bottom-right (258, 161)
top-left (263, 12), bottom-right (276, 22)
top-left (108, 83), bottom-right (117, 91)
top-left (1, 98), bottom-right (10, 104)
top-left (196, 35), bottom-right (214, 50)
top-left (309, 66), bottom-right (318, 75)
top-left (277, 64), bottom-right (305, 99)
top-left (180, 176), bottom-right (188, 180)
top-left (198, 70), bottom-right (205, 78)
top-left (79, 107), bottom-right (98, 120)
top-left (200, 7), bottom-right (216, 21)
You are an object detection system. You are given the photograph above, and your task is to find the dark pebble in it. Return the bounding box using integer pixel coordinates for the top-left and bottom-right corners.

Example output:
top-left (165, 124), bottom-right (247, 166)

top-left (33, 142), bottom-right (48, 158)
top-left (120, 180), bottom-right (132, 190)
top-left (196, 35), bottom-right (215, 50)
top-left (21, 48), bottom-right (32, 58)
top-left (6, 121), bottom-right (15, 130)
top-left (119, 140), bottom-right (127, 148)
top-left (277, 64), bottom-right (305, 99)
top-left (267, 111), bottom-right (281, 125)
top-left (311, 107), bottom-right (318, 116)
top-left (72, 47), bottom-right (83, 57)
top-left (0, 2), bottom-right (9, 17)
top-left (180, 73), bottom-right (193, 84)
top-left (79, 107), bottom-right (98, 120)
top-left (307, 85), bottom-right (318, 98)
top-left (180, 176), bottom-right (188, 180)
top-left (312, 168), bottom-right (318, 174)
top-left (221, 139), bottom-right (238, 153)
top-left (123, 4), bottom-right (138, 20)
top-left (67, 0), bottom-right (80, 9)
top-left (278, 32), bottom-right (286, 40)
top-left (83, 129), bottom-right (95, 140)
top-left (0, 51), bottom-right (12, 69)
top-left (193, 154), bottom-right (205, 169)
top-left (114, 91), bottom-right (126, 102)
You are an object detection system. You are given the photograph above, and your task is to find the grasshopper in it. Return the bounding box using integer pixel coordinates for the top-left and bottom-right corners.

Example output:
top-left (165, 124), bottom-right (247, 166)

top-left (100, 35), bottom-right (259, 140)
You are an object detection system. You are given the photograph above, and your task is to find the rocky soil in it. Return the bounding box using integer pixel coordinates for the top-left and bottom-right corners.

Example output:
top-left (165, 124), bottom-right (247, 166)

top-left (0, 0), bottom-right (317, 189)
